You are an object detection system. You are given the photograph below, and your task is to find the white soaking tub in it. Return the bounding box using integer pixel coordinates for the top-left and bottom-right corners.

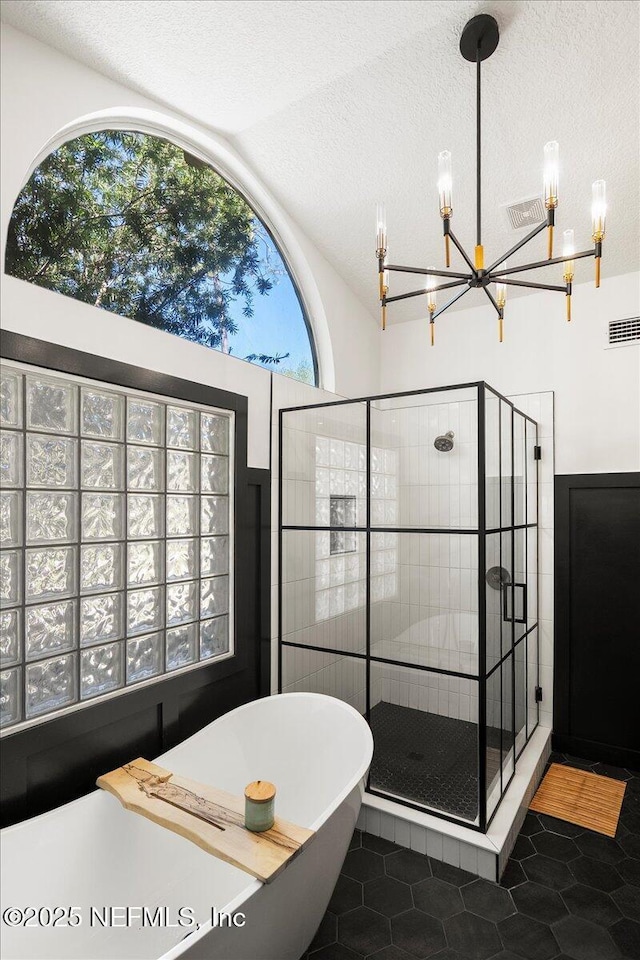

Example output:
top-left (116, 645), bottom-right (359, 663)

top-left (0, 693), bottom-right (373, 960)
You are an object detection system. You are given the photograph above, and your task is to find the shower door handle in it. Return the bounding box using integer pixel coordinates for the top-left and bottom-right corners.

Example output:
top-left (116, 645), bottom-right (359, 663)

top-left (502, 581), bottom-right (527, 624)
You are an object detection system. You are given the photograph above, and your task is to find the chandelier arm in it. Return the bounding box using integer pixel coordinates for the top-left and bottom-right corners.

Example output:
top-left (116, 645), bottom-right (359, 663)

top-left (429, 279), bottom-right (470, 294)
top-left (384, 280), bottom-right (468, 305)
top-left (484, 220), bottom-right (549, 275)
top-left (488, 247), bottom-right (597, 278)
top-left (447, 230), bottom-right (477, 274)
top-left (430, 283), bottom-right (472, 321)
top-left (386, 263), bottom-right (471, 281)
top-left (482, 286), bottom-right (502, 316)
top-left (491, 277), bottom-right (567, 293)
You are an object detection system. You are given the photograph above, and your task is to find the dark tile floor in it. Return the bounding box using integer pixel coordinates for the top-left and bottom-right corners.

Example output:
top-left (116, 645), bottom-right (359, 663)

top-left (300, 752), bottom-right (640, 960)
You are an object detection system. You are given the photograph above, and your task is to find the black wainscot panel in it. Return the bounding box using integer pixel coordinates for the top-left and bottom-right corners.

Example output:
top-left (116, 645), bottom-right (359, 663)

top-left (553, 472), bottom-right (640, 769)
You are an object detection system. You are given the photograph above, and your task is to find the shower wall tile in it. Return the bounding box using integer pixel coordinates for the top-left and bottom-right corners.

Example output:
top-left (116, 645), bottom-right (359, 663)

top-left (366, 394), bottom-right (481, 719)
top-left (280, 644), bottom-right (366, 714)
top-left (381, 396), bottom-right (478, 531)
top-left (271, 378), bottom-right (342, 525)
top-left (281, 528), bottom-right (366, 655)
top-left (372, 662), bottom-right (479, 725)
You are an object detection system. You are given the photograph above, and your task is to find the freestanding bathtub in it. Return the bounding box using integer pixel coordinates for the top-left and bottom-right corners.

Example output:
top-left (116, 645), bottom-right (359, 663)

top-left (0, 693), bottom-right (373, 960)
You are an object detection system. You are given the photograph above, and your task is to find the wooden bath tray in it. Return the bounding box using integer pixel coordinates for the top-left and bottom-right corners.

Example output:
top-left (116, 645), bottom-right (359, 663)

top-left (97, 758), bottom-right (314, 883)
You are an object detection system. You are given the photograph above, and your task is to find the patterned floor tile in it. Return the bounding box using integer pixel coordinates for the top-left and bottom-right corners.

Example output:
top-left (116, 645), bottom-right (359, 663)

top-left (303, 751), bottom-right (639, 960)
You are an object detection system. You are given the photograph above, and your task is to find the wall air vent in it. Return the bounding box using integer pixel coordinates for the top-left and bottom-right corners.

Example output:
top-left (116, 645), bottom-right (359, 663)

top-left (607, 316), bottom-right (640, 349)
top-left (502, 196), bottom-right (546, 232)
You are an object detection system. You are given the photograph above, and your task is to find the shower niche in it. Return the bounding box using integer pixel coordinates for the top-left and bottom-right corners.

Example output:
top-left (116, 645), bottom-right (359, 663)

top-left (279, 383), bottom-right (539, 832)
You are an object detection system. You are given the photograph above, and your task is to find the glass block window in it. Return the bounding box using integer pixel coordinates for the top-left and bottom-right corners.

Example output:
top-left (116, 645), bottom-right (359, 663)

top-left (0, 362), bottom-right (233, 730)
top-left (329, 496), bottom-right (357, 556)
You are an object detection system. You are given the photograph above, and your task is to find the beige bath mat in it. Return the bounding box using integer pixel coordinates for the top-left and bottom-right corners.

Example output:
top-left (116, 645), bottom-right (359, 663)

top-left (529, 763), bottom-right (626, 838)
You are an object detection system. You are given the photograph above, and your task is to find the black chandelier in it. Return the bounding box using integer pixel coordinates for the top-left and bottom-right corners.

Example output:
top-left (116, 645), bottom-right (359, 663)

top-left (376, 14), bottom-right (607, 344)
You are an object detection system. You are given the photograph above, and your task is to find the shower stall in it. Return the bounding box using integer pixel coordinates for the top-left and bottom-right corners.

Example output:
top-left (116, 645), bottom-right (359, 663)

top-left (278, 382), bottom-right (539, 832)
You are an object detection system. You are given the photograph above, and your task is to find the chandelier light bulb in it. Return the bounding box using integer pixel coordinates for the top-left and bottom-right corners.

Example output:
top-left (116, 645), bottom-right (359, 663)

top-left (438, 151), bottom-right (453, 216)
top-left (426, 269), bottom-right (437, 313)
top-left (376, 203), bottom-right (387, 255)
top-left (591, 180), bottom-right (606, 240)
top-left (562, 229), bottom-right (575, 281)
top-left (543, 140), bottom-right (559, 208)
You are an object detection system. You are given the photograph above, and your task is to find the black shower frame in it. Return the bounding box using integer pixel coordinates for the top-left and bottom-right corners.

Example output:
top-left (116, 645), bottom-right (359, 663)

top-left (278, 381), bottom-right (539, 833)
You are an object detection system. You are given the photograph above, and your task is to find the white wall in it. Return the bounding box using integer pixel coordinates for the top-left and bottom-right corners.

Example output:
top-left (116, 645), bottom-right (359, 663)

top-left (0, 23), bottom-right (380, 443)
top-left (380, 272), bottom-right (640, 475)
top-left (1, 274), bottom-right (275, 469)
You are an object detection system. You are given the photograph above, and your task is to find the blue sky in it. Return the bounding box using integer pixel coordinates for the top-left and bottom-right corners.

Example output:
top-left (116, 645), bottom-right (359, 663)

top-left (224, 231), bottom-right (315, 379)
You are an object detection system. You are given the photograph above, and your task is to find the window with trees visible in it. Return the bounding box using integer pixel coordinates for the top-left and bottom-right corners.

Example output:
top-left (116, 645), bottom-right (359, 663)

top-left (5, 131), bottom-right (317, 385)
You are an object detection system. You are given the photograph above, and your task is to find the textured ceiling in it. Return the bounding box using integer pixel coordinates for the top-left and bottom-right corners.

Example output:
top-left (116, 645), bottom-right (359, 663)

top-left (0, 0), bottom-right (439, 133)
top-left (2, 0), bottom-right (639, 325)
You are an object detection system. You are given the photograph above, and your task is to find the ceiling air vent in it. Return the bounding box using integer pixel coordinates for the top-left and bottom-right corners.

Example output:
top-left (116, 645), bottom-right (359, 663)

top-left (607, 316), bottom-right (640, 348)
top-left (502, 196), bottom-right (546, 232)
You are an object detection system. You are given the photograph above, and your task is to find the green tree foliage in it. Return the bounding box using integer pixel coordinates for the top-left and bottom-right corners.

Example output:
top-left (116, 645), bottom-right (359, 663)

top-left (277, 359), bottom-right (315, 384)
top-left (5, 131), bottom-right (296, 366)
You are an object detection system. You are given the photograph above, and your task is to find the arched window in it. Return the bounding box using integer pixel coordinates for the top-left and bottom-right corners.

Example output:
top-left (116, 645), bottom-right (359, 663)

top-left (5, 130), bottom-right (317, 385)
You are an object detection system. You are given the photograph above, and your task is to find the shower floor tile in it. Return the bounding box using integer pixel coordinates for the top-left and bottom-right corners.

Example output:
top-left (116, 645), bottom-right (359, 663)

top-left (368, 701), bottom-right (501, 821)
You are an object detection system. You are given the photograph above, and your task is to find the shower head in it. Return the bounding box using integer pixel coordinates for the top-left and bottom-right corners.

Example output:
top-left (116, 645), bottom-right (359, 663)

top-left (434, 430), bottom-right (455, 452)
